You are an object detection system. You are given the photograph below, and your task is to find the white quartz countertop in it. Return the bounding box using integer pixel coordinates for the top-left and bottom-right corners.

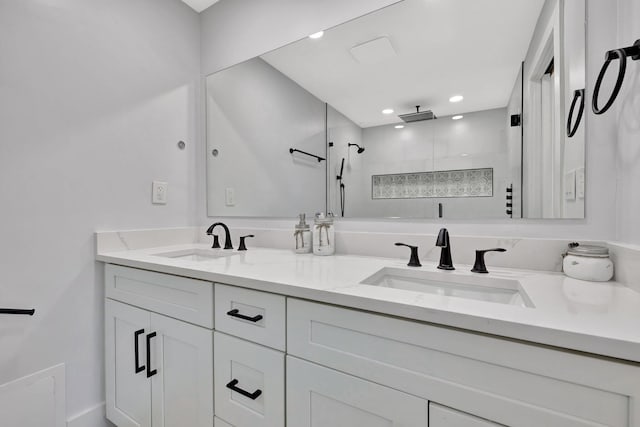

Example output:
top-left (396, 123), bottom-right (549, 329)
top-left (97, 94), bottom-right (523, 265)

top-left (97, 244), bottom-right (640, 363)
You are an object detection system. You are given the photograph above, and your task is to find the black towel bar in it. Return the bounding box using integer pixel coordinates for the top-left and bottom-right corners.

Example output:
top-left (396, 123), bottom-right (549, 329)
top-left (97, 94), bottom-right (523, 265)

top-left (0, 308), bottom-right (35, 315)
top-left (289, 148), bottom-right (325, 162)
top-left (592, 40), bottom-right (640, 115)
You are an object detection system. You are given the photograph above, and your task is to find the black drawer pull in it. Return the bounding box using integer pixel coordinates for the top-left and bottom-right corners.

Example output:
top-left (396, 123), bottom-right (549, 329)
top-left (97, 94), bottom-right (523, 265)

top-left (226, 379), bottom-right (262, 400)
top-left (146, 332), bottom-right (157, 378)
top-left (0, 308), bottom-right (35, 315)
top-left (134, 329), bottom-right (145, 374)
top-left (227, 309), bottom-right (263, 322)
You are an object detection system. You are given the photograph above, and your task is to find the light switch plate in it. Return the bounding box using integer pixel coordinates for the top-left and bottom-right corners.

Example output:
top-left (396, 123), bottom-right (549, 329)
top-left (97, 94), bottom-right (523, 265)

top-left (152, 181), bottom-right (168, 204)
top-left (576, 167), bottom-right (585, 199)
top-left (225, 187), bottom-right (235, 206)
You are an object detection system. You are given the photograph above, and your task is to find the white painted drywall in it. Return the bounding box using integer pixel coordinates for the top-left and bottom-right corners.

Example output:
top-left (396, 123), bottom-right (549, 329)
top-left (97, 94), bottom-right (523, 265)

top-left (0, 0), bottom-right (200, 422)
top-left (206, 57), bottom-right (326, 217)
top-left (200, 0), bottom-right (618, 240)
top-left (614, 0), bottom-right (640, 244)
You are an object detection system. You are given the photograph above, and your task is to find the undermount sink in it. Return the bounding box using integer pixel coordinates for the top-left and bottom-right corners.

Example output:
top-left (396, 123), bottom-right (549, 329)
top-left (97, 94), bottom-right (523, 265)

top-left (361, 267), bottom-right (533, 308)
top-left (153, 248), bottom-right (238, 262)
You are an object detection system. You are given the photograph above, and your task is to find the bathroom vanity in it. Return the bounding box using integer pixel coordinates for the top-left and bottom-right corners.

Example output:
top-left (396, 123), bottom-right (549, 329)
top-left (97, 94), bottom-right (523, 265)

top-left (98, 243), bottom-right (640, 427)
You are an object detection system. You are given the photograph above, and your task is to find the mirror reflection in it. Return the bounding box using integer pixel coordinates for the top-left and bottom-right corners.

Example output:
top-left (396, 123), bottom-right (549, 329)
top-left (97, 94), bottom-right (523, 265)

top-left (206, 0), bottom-right (586, 219)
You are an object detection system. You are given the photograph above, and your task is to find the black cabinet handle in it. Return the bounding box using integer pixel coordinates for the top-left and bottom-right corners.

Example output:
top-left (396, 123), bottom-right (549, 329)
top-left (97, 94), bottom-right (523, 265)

top-left (226, 309), bottom-right (263, 322)
top-left (146, 332), bottom-right (157, 378)
top-left (226, 379), bottom-right (262, 400)
top-left (134, 329), bottom-right (145, 374)
top-left (0, 308), bottom-right (35, 315)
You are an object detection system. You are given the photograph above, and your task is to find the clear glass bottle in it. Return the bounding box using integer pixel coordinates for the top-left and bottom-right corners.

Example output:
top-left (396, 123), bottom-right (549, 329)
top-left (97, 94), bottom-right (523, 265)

top-left (294, 214), bottom-right (312, 254)
top-left (313, 212), bottom-right (335, 256)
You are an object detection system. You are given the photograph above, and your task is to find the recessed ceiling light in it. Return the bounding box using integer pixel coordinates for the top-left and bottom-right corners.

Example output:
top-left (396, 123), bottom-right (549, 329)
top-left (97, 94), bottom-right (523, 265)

top-left (382, 108), bottom-right (394, 115)
top-left (449, 95), bottom-right (464, 103)
top-left (394, 125), bottom-right (405, 129)
top-left (461, 153), bottom-right (469, 157)
top-left (309, 31), bottom-right (324, 39)
top-left (452, 115), bottom-right (464, 120)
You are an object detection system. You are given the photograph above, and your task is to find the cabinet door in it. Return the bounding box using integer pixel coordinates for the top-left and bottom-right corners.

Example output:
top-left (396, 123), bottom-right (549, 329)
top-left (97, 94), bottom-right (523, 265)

top-left (105, 299), bottom-right (152, 427)
top-left (150, 312), bottom-right (214, 427)
top-left (430, 403), bottom-right (502, 427)
top-left (287, 356), bottom-right (428, 427)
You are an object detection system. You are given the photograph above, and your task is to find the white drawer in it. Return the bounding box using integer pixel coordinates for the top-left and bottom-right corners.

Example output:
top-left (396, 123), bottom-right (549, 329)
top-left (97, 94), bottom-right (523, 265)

top-left (214, 332), bottom-right (285, 427)
top-left (287, 299), bottom-right (636, 427)
top-left (105, 264), bottom-right (213, 328)
top-left (214, 417), bottom-right (233, 427)
top-left (214, 284), bottom-right (285, 351)
top-left (430, 403), bottom-right (500, 427)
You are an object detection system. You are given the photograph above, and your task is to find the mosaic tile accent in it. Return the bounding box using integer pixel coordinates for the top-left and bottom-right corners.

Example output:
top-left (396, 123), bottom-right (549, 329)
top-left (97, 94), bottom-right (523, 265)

top-left (372, 168), bottom-right (493, 199)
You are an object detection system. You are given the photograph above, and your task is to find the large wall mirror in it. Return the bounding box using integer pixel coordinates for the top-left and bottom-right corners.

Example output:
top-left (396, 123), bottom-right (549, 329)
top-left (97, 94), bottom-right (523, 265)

top-left (206, 0), bottom-right (586, 219)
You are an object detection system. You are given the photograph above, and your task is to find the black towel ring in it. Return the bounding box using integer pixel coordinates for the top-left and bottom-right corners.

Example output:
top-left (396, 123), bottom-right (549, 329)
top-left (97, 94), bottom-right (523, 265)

top-left (567, 89), bottom-right (585, 138)
top-left (592, 40), bottom-right (640, 115)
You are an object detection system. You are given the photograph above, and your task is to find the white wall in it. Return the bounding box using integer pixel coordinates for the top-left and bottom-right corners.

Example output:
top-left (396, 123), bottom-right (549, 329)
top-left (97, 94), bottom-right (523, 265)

top-left (200, 0), bottom-right (619, 241)
top-left (0, 0), bottom-right (200, 422)
top-left (206, 57), bottom-right (326, 217)
top-left (614, 0), bottom-right (640, 244)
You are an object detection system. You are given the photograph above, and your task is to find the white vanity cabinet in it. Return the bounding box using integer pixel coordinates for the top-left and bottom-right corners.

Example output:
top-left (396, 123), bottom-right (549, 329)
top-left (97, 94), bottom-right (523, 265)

top-left (104, 266), bottom-right (214, 427)
top-left (103, 263), bottom-right (640, 427)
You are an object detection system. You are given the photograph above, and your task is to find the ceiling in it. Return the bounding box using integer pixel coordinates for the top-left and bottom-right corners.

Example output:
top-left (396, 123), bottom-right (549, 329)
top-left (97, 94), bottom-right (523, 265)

top-left (181, 0), bottom-right (219, 13)
top-left (261, 0), bottom-right (545, 128)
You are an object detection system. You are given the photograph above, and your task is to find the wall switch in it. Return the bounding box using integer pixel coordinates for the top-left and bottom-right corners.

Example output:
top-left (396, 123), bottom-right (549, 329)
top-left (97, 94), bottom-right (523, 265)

top-left (225, 187), bottom-right (235, 206)
top-left (152, 181), bottom-right (168, 204)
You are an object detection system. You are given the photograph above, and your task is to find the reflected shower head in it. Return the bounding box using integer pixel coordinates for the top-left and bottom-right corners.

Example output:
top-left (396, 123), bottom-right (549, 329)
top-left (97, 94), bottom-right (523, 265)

top-left (348, 143), bottom-right (365, 154)
top-left (398, 105), bottom-right (436, 123)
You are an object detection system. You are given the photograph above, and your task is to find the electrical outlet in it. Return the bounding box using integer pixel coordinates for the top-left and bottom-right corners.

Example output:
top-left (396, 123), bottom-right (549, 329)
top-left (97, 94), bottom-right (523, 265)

top-left (225, 187), bottom-right (235, 206)
top-left (152, 181), bottom-right (168, 204)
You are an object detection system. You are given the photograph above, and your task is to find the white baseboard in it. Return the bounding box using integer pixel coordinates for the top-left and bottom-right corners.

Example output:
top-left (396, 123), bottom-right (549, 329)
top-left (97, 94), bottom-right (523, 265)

top-left (67, 403), bottom-right (113, 427)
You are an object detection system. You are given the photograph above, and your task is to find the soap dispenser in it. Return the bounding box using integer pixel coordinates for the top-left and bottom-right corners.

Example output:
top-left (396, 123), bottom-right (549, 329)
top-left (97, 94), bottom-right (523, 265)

top-left (313, 212), bottom-right (335, 256)
top-left (294, 214), bottom-right (312, 254)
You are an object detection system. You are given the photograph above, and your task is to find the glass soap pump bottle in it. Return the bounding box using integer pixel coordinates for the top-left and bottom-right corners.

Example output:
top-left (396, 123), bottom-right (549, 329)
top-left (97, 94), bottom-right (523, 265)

top-left (313, 212), bottom-right (335, 256)
top-left (294, 214), bottom-right (312, 254)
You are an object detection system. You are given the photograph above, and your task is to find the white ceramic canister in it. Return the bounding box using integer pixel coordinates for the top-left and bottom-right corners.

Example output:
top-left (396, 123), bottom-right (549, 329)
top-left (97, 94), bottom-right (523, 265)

top-left (562, 244), bottom-right (614, 282)
top-left (294, 214), bottom-right (312, 254)
top-left (313, 212), bottom-right (335, 256)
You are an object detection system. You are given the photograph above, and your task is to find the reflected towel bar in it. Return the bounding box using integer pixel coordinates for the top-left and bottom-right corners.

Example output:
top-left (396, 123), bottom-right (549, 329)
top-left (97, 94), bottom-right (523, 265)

top-left (289, 148), bottom-right (325, 162)
top-left (0, 308), bottom-right (35, 315)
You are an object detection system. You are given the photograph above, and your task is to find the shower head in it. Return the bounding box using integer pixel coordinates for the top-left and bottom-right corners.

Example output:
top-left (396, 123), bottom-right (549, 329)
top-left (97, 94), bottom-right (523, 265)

top-left (398, 105), bottom-right (437, 123)
top-left (348, 143), bottom-right (365, 154)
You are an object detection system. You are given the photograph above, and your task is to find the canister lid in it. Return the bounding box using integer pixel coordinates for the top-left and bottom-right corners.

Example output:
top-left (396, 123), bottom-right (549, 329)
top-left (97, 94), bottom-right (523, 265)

top-left (566, 243), bottom-right (609, 258)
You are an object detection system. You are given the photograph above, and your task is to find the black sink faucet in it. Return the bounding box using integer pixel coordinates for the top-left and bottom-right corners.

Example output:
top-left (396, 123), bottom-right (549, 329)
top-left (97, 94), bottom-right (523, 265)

top-left (206, 222), bottom-right (233, 249)
top-left (471, 248), bottom-right (507, 274)
top-left (436, 228), bottom-right (455, 270)
top-left (395, 243), bottom-right (422, 267)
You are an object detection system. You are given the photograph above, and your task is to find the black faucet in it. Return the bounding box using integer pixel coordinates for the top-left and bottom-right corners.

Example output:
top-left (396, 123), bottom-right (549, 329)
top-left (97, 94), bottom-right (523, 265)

top-left (471, 248), bottom-right (507, 273)
top-left (206, 222), bottom-right (233, 249)
top-left (435, 228), bottom-right (455, 270)
top-left (395, 243), bottom-right (422, 267)
top-left (238, 235), bottom-right (255, 251)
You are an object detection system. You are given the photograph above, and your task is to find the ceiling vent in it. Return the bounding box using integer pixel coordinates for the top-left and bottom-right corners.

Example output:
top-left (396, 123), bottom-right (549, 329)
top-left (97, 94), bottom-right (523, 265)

top-left (349, 36), bottom-right (397, 65)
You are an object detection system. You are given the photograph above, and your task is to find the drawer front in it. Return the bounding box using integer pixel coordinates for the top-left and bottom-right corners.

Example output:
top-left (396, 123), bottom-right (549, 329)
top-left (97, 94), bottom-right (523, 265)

top-left (214, 332), bottom-right (285, 427)
top-left (214, 417), bottom-right (233, 427)
top-left (287, 356), bottom-right (429, 426)
top-left (215, 284), bottom-right (285, 351)
top-left (430, 403), bottom-right (500, 427)
top-left (105, 264), bottom-right (213, 328)
top-left (288, 299), bottom-right (638, 427)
